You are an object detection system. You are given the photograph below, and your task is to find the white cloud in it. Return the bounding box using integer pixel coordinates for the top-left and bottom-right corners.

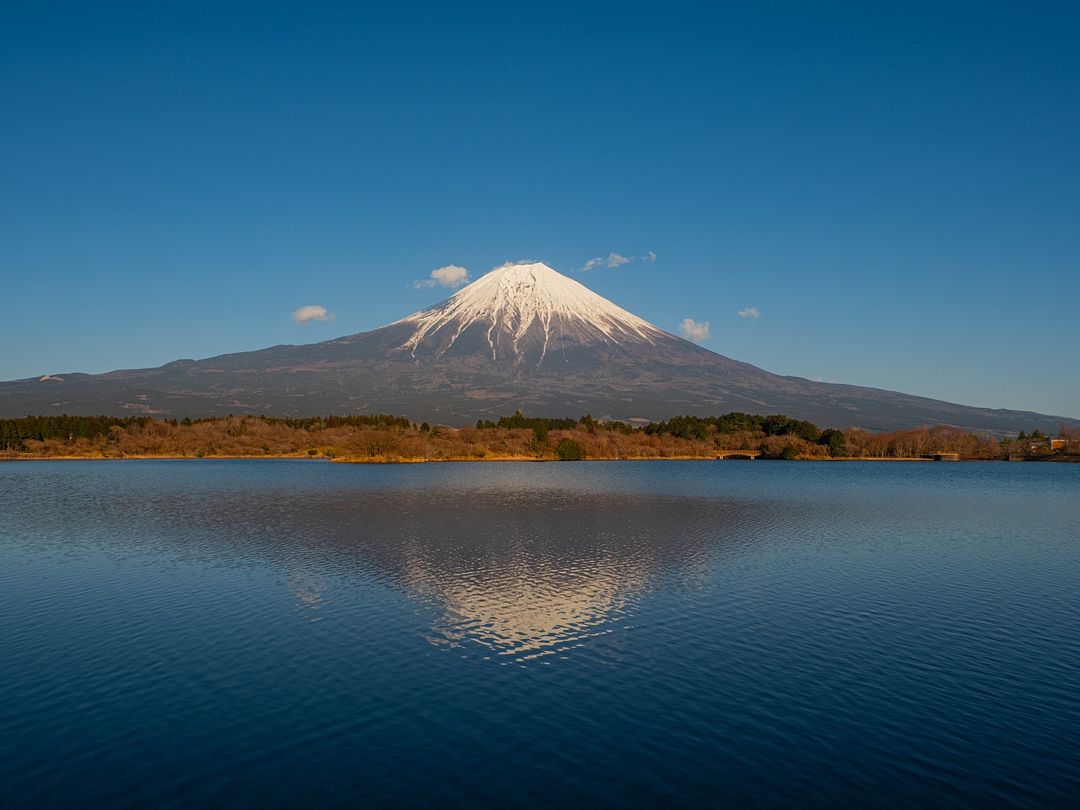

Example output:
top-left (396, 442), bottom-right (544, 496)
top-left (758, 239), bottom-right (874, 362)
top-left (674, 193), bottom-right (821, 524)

top-left (679, 318), bottom-right (710, 342)
top-left (582, 252), bottom-right (630, 271)
top-left (580, 250), bottom-right (657, 272)
top-left (291, 305), bottom-right (334, 325)
top-left (414, 264), bottom-right (471, 289)
top-left (738, 306), bottom-right (761, 320)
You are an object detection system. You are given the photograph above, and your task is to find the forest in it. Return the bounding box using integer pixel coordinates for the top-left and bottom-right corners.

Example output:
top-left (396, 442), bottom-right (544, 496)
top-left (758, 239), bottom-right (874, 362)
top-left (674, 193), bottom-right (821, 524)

top-left (2, 411), bottom-right (1077, 462)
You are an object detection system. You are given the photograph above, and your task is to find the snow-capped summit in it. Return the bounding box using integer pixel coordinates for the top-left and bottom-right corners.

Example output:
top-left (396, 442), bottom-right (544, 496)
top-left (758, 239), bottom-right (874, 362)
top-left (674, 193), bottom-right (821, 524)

top-left (397, 261), bottom-right (666, 364)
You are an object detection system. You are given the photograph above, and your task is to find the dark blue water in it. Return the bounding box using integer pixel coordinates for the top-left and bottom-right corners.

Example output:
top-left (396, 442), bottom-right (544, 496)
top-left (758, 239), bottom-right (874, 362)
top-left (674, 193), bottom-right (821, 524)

top-left (1, 460), bottom-right (1077, 807)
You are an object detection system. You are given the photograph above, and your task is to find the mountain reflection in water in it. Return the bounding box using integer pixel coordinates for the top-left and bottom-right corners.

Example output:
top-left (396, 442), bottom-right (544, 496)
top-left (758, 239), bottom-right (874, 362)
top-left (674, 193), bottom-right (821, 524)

top-left (169, 487), bottom-right (755, 662)
top-left (364, 494), bottom-right (744, 660)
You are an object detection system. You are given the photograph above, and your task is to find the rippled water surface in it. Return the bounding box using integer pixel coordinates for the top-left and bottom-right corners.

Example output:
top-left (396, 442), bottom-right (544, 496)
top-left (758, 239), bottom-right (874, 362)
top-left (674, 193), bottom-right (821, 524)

top-left (1, 460), bottom-right (1078, 807)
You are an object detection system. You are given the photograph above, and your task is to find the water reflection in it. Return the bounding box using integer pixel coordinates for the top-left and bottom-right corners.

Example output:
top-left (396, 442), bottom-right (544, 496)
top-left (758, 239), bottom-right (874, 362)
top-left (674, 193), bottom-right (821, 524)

top-left (74, 476), bottom-right (759, 662)
top-left (405, 539), bottom-right (643, 659)
top-left (288, 574), bottom-right (328, 621)
top-left (346, 492), bottom-right (750, 661)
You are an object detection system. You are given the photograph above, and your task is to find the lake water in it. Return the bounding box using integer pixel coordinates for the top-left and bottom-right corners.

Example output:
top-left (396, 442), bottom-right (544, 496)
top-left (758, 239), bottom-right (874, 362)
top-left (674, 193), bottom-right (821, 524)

top-left (1, 460), bottom-right (1077, 807)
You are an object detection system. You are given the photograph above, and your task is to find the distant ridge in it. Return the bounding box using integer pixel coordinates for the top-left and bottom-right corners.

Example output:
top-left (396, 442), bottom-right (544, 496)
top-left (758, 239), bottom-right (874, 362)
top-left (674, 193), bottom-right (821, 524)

top-left (0, 261), bottom-right (1075, 434)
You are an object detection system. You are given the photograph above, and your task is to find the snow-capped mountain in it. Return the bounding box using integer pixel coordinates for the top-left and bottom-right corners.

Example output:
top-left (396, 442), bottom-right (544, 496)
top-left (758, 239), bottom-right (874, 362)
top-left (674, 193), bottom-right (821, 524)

top-left (0, 261), bottom-right (1074, 433)
top-left (396, 262), bottom-right (665, 364)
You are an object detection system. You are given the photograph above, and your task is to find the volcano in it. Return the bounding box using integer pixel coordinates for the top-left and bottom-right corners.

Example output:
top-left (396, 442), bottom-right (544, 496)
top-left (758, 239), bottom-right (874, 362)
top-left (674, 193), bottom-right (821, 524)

top-left (0, 261), bottom-right (1073, 433)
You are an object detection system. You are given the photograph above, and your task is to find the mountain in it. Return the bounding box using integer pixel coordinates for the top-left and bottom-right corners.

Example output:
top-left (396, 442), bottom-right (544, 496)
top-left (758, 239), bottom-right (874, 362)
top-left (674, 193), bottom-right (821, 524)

top-left (1, 261), bottom-right (1074, 433)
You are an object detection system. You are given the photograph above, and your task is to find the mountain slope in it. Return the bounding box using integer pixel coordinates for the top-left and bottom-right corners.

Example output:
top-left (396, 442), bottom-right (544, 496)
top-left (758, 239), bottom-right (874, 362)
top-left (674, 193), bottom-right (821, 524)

top-left (1, 261), bottom-right (1074, 433)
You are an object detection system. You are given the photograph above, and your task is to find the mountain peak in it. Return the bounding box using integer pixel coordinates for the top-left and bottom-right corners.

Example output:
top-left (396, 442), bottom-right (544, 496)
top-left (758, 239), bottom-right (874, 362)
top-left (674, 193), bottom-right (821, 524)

top-left (486, 260), bottom-right (562, 280)
top-left (396, 261), bottom-right (664, 362)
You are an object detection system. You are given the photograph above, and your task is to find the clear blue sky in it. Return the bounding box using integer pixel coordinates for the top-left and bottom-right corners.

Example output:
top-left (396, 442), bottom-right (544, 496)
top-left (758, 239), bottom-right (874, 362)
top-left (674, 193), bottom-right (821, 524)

top-left (2, 1), bottom-right (1078, 417)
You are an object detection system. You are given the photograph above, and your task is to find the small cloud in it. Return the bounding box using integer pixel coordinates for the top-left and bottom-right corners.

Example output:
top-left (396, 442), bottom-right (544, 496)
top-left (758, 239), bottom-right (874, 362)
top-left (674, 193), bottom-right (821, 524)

top-left (291, 305), bottom-right (334, 325)
top-left (582, 252), bottom-right (629, 271)
top-left (738, 306), bottom-right (761, 320)
top-left (679, 318), bottom-right (710, 342)
top-left (414, 264), bottom-right (471, 289)
top-left (580, 250), bottom-right (657, 272)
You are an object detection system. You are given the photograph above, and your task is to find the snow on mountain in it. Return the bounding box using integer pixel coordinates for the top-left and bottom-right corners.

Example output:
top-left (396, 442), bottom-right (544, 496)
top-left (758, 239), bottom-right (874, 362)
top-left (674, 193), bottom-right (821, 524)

top-left (396, 262), bottom-right (665, 363)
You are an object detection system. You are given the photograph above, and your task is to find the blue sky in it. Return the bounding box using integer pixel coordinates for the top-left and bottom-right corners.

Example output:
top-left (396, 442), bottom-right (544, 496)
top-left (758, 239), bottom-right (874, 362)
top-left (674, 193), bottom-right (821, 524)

top-left (2, 1), bottom-right (1078, 417)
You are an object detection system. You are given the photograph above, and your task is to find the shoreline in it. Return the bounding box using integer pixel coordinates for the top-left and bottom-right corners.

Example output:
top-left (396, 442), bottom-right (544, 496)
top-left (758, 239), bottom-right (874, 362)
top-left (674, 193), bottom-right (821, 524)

top-left (0, 453), bottom-right (1016, 463)
top-left (7, 414), bottom-right (1070, 464)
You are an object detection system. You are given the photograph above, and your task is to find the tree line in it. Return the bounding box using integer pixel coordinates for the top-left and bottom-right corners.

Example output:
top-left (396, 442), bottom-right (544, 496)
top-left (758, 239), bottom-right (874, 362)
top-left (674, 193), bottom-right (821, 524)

top-left (1, 410), bottom-right (1075, 460)
top-left (0, 413), bottom-right (411, 450)
top-left (0, 415), bottom-right (153, 449)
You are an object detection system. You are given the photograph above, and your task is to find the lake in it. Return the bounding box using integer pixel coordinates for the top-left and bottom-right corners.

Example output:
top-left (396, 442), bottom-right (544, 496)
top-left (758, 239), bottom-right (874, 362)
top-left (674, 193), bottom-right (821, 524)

top-left (1, 460), bottom-right (1077, 807)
